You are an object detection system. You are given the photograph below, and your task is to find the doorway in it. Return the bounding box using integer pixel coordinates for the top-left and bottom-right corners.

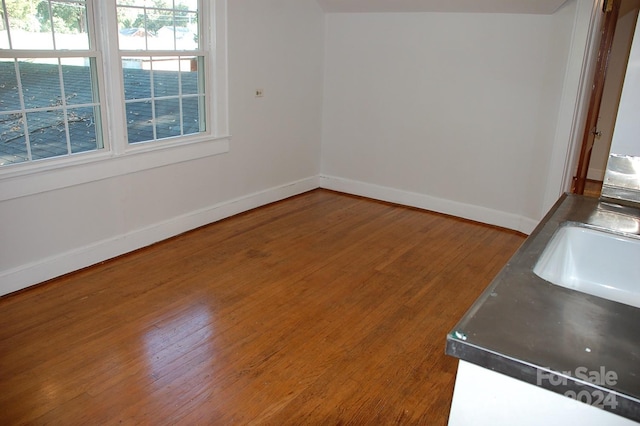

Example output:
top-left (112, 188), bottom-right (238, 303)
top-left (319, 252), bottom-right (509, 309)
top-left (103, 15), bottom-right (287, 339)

top-left (573, 0), bottom-right (640, 198)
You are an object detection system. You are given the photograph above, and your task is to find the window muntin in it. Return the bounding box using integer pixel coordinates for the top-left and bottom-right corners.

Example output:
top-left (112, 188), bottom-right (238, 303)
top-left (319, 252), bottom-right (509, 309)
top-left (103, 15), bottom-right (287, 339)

top-left (0, 0), bottom-right (221, 172)
top-left (116, 0), bottom-right (199, 51)
top-left (1, 0), bottom-right (91, 50)
top-left (0, 0), bottom-right (103, 167)
top-left (122, 55), bottom-right (205, 144)
top-left (116, 0), bottom-right (205, 145)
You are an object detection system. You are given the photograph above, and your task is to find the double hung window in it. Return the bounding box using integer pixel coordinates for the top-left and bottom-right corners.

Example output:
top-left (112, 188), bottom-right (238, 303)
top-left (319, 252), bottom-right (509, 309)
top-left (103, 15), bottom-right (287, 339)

top-left (0, 0), bottom-right (103, 166)
top-left (117, 0), bottom-right (206, 144)
top-left (0, 0), bottom-right (225, 174)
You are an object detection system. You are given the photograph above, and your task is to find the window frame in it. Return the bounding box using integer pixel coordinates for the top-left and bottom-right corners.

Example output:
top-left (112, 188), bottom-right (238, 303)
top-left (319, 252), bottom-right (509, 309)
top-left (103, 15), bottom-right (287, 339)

top-left (0, 0), bottom-right (108, 166)
top-left (116, 0), bottom-right (209, 146)
top-left (0, 0), bottom-right (229, 202)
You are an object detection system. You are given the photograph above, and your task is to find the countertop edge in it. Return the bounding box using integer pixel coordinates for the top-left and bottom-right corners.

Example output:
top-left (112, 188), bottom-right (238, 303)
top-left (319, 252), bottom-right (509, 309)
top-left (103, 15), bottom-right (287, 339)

top-left (446, 336), bottom-right (640, 422)
top-left (445, 193), bottom-right (640, 423)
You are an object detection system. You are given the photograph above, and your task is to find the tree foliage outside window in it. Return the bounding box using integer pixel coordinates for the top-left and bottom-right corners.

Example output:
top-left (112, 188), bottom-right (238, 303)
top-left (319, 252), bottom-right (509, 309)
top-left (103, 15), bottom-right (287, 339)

top-left (2, 0), bottom-right (40, 32)
top-left (1, 0), bottom-right (83, 34)
top-left (2, 0), bottom-right (195, 37)
top-left (36, 1), bottom-right (87, 34)
top-left (116, 0), bottom-right (195, 35)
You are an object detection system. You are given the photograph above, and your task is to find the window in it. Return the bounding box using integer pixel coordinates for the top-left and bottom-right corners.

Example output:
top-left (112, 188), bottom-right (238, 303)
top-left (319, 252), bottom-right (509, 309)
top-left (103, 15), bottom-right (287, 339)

top-left (116, 0), bottom-right (206, 144)
top-left (0, 0), bottom-right (227, 177)
top-left (0, 0), bottom-right (104, 166)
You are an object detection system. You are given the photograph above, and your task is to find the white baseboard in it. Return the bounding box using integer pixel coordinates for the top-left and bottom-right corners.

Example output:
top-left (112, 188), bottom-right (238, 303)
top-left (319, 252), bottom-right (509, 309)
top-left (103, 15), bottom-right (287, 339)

top-left (1, 174), bottom-right (540, 297)
top-left (0, 176), bottom-right (319, 297)
top-left (319, 175), bottom-right (538, 235)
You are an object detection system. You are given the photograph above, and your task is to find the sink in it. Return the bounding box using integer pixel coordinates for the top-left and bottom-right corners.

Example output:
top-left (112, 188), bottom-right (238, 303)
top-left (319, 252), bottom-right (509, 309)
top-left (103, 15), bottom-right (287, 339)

top-left (533, 224), bottom-right (640, 309)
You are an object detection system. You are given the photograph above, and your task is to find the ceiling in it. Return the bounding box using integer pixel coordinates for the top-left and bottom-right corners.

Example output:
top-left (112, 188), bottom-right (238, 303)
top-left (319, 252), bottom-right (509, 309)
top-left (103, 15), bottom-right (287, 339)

top-left (316, 0), bottom-right (570, 14)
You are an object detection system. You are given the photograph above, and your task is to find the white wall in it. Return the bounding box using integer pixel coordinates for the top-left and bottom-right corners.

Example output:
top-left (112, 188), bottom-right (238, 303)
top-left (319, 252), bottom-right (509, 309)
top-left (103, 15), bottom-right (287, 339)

top-left (0, 0), bottom-right (325, 296)
top-left (0, 0), bottom-right (600, 296)
top-left (320, 3), bottom-right (579, 232)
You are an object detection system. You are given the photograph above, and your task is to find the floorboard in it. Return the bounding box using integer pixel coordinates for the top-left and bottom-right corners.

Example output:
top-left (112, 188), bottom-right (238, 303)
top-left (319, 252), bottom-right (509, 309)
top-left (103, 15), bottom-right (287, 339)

top-left (0, 189), bottom-right (526, 425)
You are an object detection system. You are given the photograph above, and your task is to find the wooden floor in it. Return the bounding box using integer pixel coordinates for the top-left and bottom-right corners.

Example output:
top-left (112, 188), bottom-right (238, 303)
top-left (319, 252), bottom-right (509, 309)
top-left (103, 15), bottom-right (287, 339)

top-left (0, 190), bottom-right (525, 425)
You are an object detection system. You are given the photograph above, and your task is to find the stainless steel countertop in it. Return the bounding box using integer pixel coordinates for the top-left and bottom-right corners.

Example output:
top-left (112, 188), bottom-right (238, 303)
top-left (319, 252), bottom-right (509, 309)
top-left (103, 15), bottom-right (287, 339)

top-left (446, 193), bottom-right (640, 422)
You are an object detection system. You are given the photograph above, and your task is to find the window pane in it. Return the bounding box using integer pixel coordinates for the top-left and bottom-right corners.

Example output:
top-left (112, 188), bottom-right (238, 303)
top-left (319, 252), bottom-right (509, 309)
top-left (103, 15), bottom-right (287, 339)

top-left (27, 110), bottom-right (68, 160)
top-left (147, 3), bottom-right (171, 31)
top-left (68, 106), bottom-right (100, 153)
top-left (181, 57), bottom-right (200, 95)
top-left (117, 6), bottom-right (150, 50)
top-left (122, 54), bottom-right (204, 143)
top-left (1, 1), bottom-right (103, 168)
top-left (117, 0), bottom-right (199, 51)
top-left (118, 1), bottom-right (206, 145)
top-left (182, 96), bottom-right (203, 135)
top-left (153, 61), bottom-right (180, 97)
top-left (51, 1), bottom-right (90, 50)
top-left (7, 3), bottom-right (54, 50)
top-left (123, 57), bottom-right (152, 100)
top-left (4, 0), bottom-right (87, 50)
top-left (61, 58), bottom-right (99, 105)
top-left (155, 98), bottom-right (181, 139)
top-left (9, 31), bottom-right (54, 51)
top-left (0, 8), bottom-right (9, 48)
top-left (177, 0), bottom-right (198, 10)
top-left (155, 22), bottom-right (198, 51)
top-left (19, 61), bottom-right (63, 110)
top-left (177, 12), bottom-right (198, 49)
top-left (126, 101), bottom-right (154, 143)
top-left (0, 112), bottom-right (28, 166)
top-left (0, 60), bottom-right (21, 112)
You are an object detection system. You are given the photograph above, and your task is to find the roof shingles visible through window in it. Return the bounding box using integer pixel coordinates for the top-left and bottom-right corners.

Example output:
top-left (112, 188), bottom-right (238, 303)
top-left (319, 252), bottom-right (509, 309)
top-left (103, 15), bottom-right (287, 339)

top-left (0, 61), bottom-right (201, 166)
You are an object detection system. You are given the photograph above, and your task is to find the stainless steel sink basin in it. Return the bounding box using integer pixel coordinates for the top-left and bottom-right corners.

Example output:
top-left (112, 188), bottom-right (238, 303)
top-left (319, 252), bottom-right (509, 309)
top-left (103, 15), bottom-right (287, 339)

top-left (533, 224), bottom-right (640, 309)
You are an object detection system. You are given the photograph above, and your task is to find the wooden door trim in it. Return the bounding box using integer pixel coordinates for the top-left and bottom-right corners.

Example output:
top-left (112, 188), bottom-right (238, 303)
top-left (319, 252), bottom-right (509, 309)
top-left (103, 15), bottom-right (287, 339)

top-left (573, 0), bottom-right (622, 194)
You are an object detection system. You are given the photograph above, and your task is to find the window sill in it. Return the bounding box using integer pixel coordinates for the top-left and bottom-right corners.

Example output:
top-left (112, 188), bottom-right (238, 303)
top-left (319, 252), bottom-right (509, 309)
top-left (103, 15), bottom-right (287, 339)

top-left (0, 135), bottom-right (230, 202)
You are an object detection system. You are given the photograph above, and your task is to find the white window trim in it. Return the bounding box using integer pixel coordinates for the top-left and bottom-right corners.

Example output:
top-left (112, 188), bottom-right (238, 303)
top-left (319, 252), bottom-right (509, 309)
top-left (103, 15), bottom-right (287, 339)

top-left (0, 0), bottom-right (229, 202)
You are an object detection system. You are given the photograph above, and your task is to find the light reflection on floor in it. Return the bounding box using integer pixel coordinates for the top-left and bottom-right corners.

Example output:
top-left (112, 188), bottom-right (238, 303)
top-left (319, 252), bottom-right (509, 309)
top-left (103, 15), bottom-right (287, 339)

top-left (143, 304), bottom-right (215, 379)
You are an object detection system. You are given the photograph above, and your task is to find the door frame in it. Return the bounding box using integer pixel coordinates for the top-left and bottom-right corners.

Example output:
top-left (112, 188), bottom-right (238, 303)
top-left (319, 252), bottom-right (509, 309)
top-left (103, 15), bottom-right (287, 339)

top-left (573, 0), bottom-right (621, 194)
top-left (542, 0), bottom-right (609, 212)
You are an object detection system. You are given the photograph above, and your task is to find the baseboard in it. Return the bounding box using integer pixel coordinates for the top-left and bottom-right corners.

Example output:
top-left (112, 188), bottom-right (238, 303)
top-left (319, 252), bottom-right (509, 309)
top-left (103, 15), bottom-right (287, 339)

top-left (0, 176), bottom-right (320, 297)
top-left (319, 175), bottom-right (538, 235)
top-left (1, 174), bottom-right (540, 297)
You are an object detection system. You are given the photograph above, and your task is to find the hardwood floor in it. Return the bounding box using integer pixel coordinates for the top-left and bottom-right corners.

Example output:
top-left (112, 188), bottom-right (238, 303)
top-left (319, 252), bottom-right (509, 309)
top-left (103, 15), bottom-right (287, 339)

top-left (0, 190), bottom-right (525, 425)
